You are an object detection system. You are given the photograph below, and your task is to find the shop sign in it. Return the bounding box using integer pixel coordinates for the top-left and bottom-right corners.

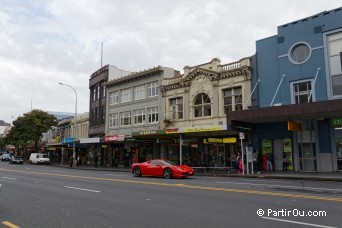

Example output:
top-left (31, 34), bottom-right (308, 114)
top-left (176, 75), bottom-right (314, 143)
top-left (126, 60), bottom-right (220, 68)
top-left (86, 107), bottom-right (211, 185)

top-left (104, 135), bottom-right (125, 142)
top-left (223, 138), bottom-right (237, 143)
top-left (287, 121), bottom-right (301, 131)
top-left (203, 137), bottom-right (237, 144)
top-left (63, 138), bottom-right (74, 143)
top-left (132, 130), bottom-right (166, 136)
top-left (332, 118), bottom-right (342, 128)
top-left (183, 125), bottom-right (226, 133)
top-left (166, 128), bottom-right (180, 134)
top-left (80, 138), bottom-right (100, 144)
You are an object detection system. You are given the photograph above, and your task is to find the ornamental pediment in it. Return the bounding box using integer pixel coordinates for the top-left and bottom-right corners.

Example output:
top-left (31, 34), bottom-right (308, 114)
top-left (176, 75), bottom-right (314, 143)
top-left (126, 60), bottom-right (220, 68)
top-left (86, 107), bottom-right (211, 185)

top-left (182, 67), bottom-right (219, 83)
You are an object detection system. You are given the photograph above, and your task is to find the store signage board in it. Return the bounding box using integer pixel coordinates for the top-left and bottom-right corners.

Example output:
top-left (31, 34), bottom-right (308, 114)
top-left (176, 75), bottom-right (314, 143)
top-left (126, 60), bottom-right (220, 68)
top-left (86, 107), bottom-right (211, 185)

top-left (287, 121), bottom-right (301, 131)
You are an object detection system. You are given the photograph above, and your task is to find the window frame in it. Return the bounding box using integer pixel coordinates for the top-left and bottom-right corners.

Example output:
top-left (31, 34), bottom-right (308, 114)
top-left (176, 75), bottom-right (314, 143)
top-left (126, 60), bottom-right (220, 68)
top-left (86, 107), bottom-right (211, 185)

top-left (121, 88), bottom-right (133, 103)
top-left (134, 84), bottom-right (146, 100)
top-left (147, 107), bottom-right (159, 123)
top-left (169, 97), bottom-right (183, 119)
top-left (290, 79), bottom-right (315, 104)
top-left (108, 113), bottom-right (119, 128)
top-left (288, 42), bottom-right (312, 64)
top-left (193, 93), bottom-right (211, 118)
top-left (120, 111), bottom-right (131, 126)
top-left (133, 109), bottom-right (145, 125)
top-left (109, 91), bottom-right (120, 105)
top-left (148, 81), bottom-right (159, 97)
top-left (223, 86), bottom-right (243, 113)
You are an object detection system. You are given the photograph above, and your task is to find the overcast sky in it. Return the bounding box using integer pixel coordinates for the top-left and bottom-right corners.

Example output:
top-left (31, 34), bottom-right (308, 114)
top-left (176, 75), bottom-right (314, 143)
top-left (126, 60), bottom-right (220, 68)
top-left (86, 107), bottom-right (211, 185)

top-left (1, 1), bottom-right (341, 124)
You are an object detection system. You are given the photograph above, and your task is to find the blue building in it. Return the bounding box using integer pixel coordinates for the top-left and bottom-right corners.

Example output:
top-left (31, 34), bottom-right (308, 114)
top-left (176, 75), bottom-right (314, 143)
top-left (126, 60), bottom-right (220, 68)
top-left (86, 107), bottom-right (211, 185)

top-left (228, 7), bottom-right (342, 172)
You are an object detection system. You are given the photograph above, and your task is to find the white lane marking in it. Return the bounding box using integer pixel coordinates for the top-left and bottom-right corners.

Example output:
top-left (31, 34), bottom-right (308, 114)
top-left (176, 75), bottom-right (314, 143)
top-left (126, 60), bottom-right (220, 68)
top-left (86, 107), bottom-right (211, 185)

top-left (240, 179), bottom-right (293, 184)
top-left (262, 217), bottom-right (336, 228)
top-left (216, 181), bottom-right (342, 192)
top-left (104, 174), bottom-right (128, 177)
top-left (2, 177), bottom-right (17, 180)
top-left (64, 186), bottom-right (100, 193)
top-left (25, 167), bottom-right (31, 170)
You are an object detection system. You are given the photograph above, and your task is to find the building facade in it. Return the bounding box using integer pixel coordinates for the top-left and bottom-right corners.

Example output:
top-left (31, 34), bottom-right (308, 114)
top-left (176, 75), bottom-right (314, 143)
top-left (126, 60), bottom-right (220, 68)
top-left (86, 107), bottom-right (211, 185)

top-left (88, 65), bottom-right (131, 166)
top-left (228, 7), bottom-right (342, 172)
top-left (104, 66), bottom-right (177, 167)
top-left (159, 58), bottom-right (252, 168)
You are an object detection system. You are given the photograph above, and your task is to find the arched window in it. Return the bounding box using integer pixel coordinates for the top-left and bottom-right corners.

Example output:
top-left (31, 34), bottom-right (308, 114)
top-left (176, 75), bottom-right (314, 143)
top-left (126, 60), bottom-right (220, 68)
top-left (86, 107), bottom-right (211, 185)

top-left (194, 93), bottom-right (211, 117)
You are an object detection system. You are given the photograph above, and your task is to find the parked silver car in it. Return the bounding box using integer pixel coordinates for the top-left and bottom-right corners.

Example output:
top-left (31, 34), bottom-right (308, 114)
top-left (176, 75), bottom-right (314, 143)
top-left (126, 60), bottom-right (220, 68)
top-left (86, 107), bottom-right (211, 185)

top-left (10, 156), bottom-right (24, 164)
top-left (0, 154), bottom-right (11, 161)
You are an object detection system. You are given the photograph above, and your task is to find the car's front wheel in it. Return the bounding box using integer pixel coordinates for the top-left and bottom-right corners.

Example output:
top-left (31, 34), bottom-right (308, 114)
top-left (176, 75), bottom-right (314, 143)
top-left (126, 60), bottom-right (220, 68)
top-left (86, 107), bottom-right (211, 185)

top-left (133, 166), bottom-right (142, 177)
top-left (163, 168), bottom-right (173, 179)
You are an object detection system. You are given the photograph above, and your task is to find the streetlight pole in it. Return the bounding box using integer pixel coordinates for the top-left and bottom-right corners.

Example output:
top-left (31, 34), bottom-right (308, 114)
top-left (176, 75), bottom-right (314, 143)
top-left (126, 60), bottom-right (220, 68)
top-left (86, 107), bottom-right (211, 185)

top-left (59, 82), bottom-right (77, 164)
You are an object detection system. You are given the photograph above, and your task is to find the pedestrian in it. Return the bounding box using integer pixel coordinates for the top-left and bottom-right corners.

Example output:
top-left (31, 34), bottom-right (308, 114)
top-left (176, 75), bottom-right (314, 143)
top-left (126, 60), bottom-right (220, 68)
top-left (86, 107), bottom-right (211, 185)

top-left (283, 152), bottom-right (288, 171)
top-left (76, 155), bottom-right (80, 167)
top-left (236, 152), bottom-right (242, 174)
top-left (266, 151), bottom-right (273, 171)
top-left (253, 150), bottom-right (260, 173)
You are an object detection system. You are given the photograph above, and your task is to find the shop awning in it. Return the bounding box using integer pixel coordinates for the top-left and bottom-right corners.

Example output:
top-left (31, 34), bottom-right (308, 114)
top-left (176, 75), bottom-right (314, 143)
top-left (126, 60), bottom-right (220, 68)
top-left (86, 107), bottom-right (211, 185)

top-left (227, 99), bottom-right (342, 125)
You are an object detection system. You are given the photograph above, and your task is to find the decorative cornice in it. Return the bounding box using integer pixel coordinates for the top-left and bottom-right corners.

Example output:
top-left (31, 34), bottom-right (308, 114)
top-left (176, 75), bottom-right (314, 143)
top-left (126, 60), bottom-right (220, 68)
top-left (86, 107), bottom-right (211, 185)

top-left (105, 66), bottom-right (163, 87)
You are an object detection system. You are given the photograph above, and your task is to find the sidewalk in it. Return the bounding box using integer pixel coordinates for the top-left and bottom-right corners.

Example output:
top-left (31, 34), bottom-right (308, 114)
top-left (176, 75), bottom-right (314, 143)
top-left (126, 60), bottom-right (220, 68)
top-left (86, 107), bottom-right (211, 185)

top-left (50, 163), bottom-right (342, 182)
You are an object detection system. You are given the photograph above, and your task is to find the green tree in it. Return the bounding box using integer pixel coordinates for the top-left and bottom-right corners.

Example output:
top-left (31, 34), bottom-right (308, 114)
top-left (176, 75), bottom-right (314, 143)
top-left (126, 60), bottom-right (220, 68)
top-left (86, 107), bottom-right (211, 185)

top-left (6, 110), bottom-right (57, 152)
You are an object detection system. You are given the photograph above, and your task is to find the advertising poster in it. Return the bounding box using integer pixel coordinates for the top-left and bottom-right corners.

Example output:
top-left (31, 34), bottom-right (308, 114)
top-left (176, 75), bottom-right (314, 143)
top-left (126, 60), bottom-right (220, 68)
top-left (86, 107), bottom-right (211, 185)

top-left (283, 138), bottom-right (293, 170)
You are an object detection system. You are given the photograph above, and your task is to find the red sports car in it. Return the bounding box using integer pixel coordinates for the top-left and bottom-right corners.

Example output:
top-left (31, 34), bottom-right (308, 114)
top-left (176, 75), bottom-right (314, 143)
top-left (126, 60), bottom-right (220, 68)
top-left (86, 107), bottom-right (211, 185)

top-left (131, 159), bottom-right (195, 179)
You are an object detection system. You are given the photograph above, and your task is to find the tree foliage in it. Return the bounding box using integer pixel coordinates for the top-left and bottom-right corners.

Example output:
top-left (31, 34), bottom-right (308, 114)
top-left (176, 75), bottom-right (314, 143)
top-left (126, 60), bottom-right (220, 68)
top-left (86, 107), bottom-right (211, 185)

top-left (6, 110), bottom-right (57, 151)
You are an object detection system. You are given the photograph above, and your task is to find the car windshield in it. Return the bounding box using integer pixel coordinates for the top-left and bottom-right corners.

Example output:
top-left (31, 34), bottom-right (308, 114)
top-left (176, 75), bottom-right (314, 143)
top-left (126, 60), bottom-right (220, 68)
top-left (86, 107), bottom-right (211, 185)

top-left (13, 156), bottom-right (22, 159)
top-left (39, 155), bottom-right (48, 158)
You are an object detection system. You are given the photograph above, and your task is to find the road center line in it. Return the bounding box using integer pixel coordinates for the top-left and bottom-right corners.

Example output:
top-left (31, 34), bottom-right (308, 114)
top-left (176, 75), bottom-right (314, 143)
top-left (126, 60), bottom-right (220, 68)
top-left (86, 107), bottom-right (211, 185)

top-left (2, 221), bottom-right (20, 228)
top-left (2, 177), bottom-right (17, 180)
top-left (217, 181), bottom-right (342, 192)
top-left (64, 186), bottom-right (100, 193)
top-left (1, 168), bottom-right (341, 202)
top-left (261, 217), bottom-right (336, 228)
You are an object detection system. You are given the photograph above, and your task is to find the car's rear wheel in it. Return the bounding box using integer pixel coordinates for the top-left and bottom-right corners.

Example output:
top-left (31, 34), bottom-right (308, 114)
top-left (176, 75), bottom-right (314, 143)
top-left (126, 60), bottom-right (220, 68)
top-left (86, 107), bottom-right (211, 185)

top-left (163, 168), bottom-right (173, 179)
top-left (133, 166), bottom-right (142, 177)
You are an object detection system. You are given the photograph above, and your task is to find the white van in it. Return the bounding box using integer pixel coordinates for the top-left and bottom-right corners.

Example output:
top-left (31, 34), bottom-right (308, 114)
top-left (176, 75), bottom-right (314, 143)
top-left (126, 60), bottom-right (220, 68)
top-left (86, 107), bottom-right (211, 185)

top-left (29, 153), bottom-right (50, 165)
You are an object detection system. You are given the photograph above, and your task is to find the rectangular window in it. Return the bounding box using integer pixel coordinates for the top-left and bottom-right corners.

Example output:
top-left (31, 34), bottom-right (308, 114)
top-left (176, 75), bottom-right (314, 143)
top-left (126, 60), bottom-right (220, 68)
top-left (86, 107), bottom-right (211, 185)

top-left (93, 88), bottom-right (96, 101)
top-left (293, 81), bottom-right (312, 104)
top-left (109, 91), bottom-right (119, 105)
top-left (133, 109), bottom-right (145, 125)
top-left (327, 31), bottom-right (342, 97)
top-left (121, 88), bottom-right (133, 103)
top-left (147, 107), bottom-right (159, 123)
top-left (223, 87), bottom-right (242, 113)
top-left (148, 81), bottom-right (159, 97)
top-left (101, 105), bottom-right (105, 124)
top-left (170, 97), bottom-right (183, 119)
top-left (97, 85), bottom-right (101, 99)
top-left (109, 113), bottom-right (118, 128)
top-left (120, 111), bottom-right (131, 126)
top-left (134, 85), bottom-right (146, 100)
top-left (102, 85), bottom-right (106, 98)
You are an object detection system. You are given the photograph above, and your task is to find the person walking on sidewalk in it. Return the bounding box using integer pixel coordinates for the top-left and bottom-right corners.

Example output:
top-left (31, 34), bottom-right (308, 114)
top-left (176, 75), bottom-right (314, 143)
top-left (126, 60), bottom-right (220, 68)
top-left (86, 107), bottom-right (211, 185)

top-left (266, 151), bottom-right (273, 171)
top-left (283, 152), bottom-right (288, 171)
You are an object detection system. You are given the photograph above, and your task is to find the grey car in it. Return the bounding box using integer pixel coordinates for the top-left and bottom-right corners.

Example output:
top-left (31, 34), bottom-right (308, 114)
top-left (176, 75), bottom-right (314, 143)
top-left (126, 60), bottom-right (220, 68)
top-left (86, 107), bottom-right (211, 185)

top-left (10, 156), bottom-right (24, 164)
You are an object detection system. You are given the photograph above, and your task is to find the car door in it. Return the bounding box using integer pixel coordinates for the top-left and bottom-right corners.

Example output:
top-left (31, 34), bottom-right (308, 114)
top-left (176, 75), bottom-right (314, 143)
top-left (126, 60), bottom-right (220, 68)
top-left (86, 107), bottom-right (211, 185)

top-left (148, 160), bottom-right (163, 176)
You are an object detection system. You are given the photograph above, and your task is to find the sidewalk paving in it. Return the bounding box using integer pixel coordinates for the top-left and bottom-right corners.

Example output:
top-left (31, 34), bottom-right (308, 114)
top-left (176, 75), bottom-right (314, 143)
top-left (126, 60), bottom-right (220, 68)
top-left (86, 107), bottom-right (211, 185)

top-left (50, 163), bottom-right (342, 182)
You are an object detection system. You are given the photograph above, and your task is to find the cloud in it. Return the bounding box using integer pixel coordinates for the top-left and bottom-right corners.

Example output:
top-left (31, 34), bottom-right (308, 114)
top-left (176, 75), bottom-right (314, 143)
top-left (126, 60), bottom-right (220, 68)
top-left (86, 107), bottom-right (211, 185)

top-left (0, 0), bottom-right (341, 123)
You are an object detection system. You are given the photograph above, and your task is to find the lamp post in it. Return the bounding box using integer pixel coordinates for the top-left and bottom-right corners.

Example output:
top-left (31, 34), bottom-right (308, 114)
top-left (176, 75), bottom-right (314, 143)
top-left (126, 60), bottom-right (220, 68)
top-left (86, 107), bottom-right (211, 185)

top-left (59, 82), bottom-right (77, 163)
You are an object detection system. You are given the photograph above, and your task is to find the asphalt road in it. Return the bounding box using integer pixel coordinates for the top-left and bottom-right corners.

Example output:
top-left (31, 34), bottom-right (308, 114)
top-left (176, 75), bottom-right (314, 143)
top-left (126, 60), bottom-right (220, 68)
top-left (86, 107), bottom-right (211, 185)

top-left (0, 162), bottom-right (341, 228)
